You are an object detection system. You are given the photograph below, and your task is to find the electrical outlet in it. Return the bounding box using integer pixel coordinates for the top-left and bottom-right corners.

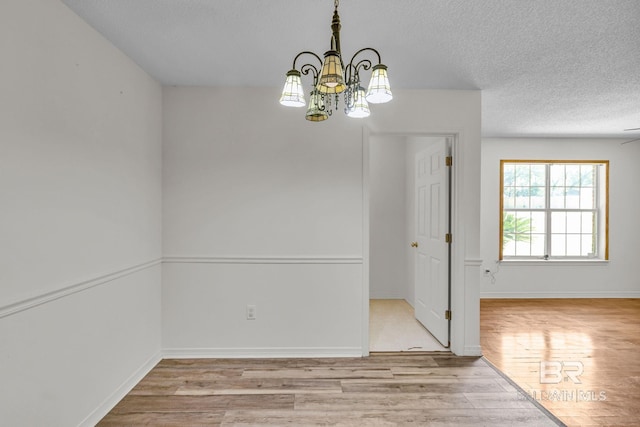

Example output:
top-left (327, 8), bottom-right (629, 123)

top-left (246, 304), bottom-right (256, 320)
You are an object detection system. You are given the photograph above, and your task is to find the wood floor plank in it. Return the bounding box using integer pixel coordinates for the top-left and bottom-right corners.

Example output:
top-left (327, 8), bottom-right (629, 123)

top-left (294, 392), bottom-right (476, 410)
top-left (99, 354), bottom-right (561, 425)
top-left (175, 378), bottom-right (343, 395)
top-left (241, 368), bottom-right (395, 380)
top-left (221, 408), bottom-right (558, 426)
top-left (109, 394), bottom-right (294, 414)
top-left (98, 411), bottom-right (224, 426)
top-left (390, 365), bottom-right (498, 377)
top-left (481, 298), bottom-right (640, 427)
top-left (340, 378), bottom-right (505, 394)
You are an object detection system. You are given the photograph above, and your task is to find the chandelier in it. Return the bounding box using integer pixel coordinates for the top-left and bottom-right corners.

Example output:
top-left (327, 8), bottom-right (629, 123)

top-left (279, 0), bottom-right (392, 121)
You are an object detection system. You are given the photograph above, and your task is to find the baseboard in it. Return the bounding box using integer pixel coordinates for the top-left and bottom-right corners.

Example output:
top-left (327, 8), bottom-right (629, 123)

top-left (162, 347), bottom-right (363, 359)
top-left (79, 350), bottom-right (162, 427)
top-left (481, 291), bottom-right (640, 298)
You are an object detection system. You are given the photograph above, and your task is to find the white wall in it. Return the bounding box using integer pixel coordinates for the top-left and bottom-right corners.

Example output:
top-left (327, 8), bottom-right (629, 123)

top-left (369, 135), bottom-right (408, 300)
top-left (163, 88), bottom-right (482, 356)
top-left (481, 138), bottom-right (640, 297)
top-left (162, 87), bottom-right (365, 356)
top-left (0, 0), bottom-right (163, 425)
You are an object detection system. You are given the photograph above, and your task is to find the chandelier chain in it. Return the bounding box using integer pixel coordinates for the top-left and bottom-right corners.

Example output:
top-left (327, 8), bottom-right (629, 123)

top-left (334, 0), bottom-right (339, 9)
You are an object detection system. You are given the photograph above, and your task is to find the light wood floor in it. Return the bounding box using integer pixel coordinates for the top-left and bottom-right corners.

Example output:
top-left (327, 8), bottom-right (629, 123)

top-left (370, 299), bottom-right (448, 352)
top-left (481, 298), bottom-right (640, 427)
top-left (99, 354), bottom-right (560, 426)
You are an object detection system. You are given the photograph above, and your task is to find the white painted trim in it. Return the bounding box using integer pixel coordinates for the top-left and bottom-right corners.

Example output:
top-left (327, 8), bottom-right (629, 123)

top-left (162, 347), bottom-right (363, 359)
top-left (463, 345), bottom-right (483, 356)
top-left (0, 258), bottom-right (162, 319)
top-left (481, 291), bottom-right (640, 299)
top-left (361, 125), bottom-right (371, 357)
top-left (79, 350), bottom-right (162, 427)
top-left (0, 255), bottom-right (360, 318)
top-left (363, 131), bottom-right (470, 356)
top-left (163, 256), bottom-right (363, 264)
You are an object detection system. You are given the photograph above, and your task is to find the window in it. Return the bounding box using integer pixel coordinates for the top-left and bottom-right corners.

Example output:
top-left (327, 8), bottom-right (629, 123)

top-left (500, 160), bottom-right (608, 260)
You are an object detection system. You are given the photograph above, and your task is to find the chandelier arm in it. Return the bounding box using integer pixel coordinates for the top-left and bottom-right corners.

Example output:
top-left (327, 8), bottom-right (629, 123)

top-left (344, 63), bottom-right (358, 87)
top-left (300, 63), bottom-right (320, 82)
top-left (292, 51), bottom-right (323, 70)
top-left (347, 47), bottom-right (382, 71)
top-left (352, 59), bottom-right (373, 82)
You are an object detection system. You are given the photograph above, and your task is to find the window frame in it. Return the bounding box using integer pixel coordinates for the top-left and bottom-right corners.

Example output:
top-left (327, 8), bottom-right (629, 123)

top-left (499, 160), bottom-right (609, 261)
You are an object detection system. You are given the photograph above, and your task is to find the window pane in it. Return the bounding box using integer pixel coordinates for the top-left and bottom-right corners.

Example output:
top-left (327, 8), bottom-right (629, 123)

top-left (566, 187), bottom-right (580, 208)
top-left (503, 164), bottom-right (516, 186)
top-left (551, 212), bottom-right (566, 233)
top-left (531, 234), bottom-right (545, 256)
top-left (530, 186), bottom-right (546, 208)
top-left (566, 212), bottom-right (581, 233)
top-left (565, 165), bottom-right (581, 186)
top-left (531, 165), bottom-right (545, 186)
top-left (550, 187), bottom-right (565, 208)
top-left (580, 188), bottom-right (594, 209)
top-left (582, 212), bottom-right (595, 234)
top-left (503, 186), bottom-right (516, 208)
top-left (531, 212), bottom-right (546, 234)
top-left (503, 239), bottom-right (516, 256)
top-left (550, 165), bottom-right (565, 187)
top-left (502, 211), bottom-right (517, 249)
top-left (582, 234), bottom-right (595, 256)
top-left (515, 239), bottom-right (531, 256)
top-left (515, 187), bottom-right (530, 208)
top-left (515, 165), bottom-right (530, 186)
top-left (566, 234), bottom-right (581, 256)
top-left (581, 165), bottom-right (594, 186)
top-left (551, 234), bottom-right (566, 256)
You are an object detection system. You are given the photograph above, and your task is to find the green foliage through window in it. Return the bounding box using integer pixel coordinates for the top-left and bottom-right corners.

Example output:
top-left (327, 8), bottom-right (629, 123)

top-left (502, 212), bottom-right (532, 248)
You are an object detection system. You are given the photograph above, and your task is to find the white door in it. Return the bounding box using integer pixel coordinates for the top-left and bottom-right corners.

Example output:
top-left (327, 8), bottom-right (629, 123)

top-left (413, 139), bottom-right (451, 347)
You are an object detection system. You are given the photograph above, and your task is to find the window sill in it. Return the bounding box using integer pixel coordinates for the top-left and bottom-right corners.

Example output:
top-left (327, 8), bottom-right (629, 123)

top-left (500, 259), bottom-right (609, 267)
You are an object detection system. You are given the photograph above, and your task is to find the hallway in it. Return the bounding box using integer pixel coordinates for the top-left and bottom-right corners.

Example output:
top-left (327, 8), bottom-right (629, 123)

top-left (369, 299), bottom-right (448, 353)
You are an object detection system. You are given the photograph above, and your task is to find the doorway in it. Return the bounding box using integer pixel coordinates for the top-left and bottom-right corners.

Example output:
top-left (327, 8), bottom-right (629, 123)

top-left (367, 134), bottom-right (452, 353)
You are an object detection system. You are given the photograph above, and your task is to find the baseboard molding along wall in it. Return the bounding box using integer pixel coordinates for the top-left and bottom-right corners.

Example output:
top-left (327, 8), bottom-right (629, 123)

top-left (79, 351), bottom-right (162, 427)
top-left (162, 347), bottom-right (363, 359)
top-left (481, 291), bottom-right (640, 298)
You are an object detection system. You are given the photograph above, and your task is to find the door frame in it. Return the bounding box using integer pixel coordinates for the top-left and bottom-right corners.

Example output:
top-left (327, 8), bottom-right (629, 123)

top-left (362, 130), bottom-right (464, 356)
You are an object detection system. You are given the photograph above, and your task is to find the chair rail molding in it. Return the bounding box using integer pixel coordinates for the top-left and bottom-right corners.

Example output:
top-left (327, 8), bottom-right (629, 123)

top-left (0, 258), bottom-right (162, 319)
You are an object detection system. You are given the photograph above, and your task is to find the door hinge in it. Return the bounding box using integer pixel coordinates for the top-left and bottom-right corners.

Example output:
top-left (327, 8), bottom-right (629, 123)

top-left (445, 233), bottom-right (452, 243)
top-left (445, 156), bottom-right (453, 167)
top-left (445, 310), bottom-right (452, 320)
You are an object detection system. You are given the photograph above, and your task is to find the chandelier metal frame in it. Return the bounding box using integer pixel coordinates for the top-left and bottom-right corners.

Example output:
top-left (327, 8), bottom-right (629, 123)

top-left (279, 0), bottom-right (392, 121)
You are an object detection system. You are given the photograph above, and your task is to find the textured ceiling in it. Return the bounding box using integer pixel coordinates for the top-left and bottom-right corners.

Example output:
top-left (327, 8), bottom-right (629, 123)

top-left (60, 0), bottom-right (640, 138)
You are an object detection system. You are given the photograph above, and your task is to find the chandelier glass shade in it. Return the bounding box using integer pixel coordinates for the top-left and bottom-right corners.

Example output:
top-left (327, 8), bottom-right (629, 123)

top-left (279, 0), bottom-right (392, 121)
top-left (306, 90), bottom-right (330, 122)
top-left (346, 86), bottom-right (370, 118)
top-left (279, 70), bottom-right (306, 107)
top-left (366, 64), bottom-right (392, 104)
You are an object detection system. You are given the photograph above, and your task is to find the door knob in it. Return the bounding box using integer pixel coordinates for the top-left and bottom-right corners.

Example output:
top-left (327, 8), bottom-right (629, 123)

top-left (411, 242), bottom-right (418, 248)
